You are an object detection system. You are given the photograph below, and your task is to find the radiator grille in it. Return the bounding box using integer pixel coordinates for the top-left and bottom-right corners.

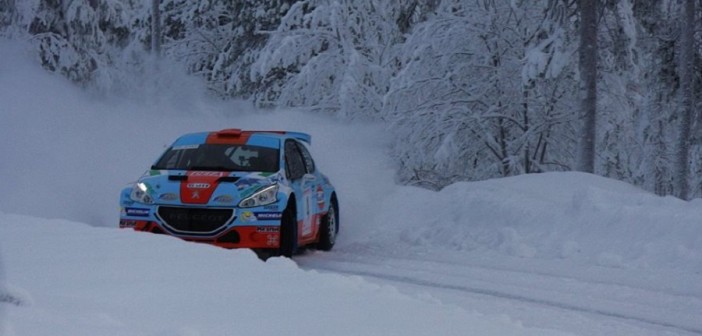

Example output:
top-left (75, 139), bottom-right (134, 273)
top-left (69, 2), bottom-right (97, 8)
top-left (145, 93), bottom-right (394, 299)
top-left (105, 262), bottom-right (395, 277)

top-left (157, 207), bottom-right (234, 234)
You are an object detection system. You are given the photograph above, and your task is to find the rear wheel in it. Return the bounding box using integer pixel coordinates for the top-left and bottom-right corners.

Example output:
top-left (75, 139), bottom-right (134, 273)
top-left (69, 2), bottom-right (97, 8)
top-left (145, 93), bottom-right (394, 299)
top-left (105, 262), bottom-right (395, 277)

top-left (317, 202), bottom-right (337, 251)
top-left (278, 202), bottom-right (297, 258)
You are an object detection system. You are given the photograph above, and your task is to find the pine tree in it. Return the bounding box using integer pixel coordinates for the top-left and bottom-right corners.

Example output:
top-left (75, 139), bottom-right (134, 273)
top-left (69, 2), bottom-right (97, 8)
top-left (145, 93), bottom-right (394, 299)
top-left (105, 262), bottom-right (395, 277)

top-left (675, 0), bottom-right (695, 199)
top-left (0, 0), bottom-right (16, 31)
top-left (251, 0), bottom-right (402, 118)
top-left (161, 0), bottom-right (295, 98)
top-left (577, 0), bottom-right (597, 173)
top-left (25, 0), bottom-right (132, 86)
top-left (385, 0), bottom-right (578, 187)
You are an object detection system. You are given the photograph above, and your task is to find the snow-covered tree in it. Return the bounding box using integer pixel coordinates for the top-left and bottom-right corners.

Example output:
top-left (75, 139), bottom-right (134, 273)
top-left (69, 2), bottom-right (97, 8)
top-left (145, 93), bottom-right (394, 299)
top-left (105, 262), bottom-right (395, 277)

top-left (25, 0), bottom-right (132, 85)
top-left (160, 0), bottom-right (295, 98)
top-left (595, 0), bottom-right (644, 184)
top-left (625, 0), bottom-right (696, 197)
top-left (638, 3), bottom-right (675, 195)
top-left (386, 0), bottom-right (578, 188)
top-left (0, 0), bottom-right (16, 31)
top-left (251, 0), bottom-right (403, 118)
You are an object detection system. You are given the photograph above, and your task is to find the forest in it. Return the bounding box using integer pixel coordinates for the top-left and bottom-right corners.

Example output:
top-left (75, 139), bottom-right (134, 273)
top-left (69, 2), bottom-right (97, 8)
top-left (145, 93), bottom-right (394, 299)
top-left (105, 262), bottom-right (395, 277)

top-left (1, 0), bottom-right (700, 198)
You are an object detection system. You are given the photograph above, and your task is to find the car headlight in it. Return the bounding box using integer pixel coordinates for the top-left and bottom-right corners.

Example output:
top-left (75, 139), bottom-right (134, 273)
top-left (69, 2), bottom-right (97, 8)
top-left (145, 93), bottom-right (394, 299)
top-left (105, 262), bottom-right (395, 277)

top-left (130, 182), bottom-right (154, 204)
top-left (238, 184), bottom-right (278, 208)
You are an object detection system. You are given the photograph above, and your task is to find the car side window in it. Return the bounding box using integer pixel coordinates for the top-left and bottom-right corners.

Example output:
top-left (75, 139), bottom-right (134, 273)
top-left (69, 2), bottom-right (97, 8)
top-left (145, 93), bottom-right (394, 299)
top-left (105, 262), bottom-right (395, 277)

top-left (285, 140), bottom-right (306, 180)
top-left (296, 141), bottom-right (315, 174)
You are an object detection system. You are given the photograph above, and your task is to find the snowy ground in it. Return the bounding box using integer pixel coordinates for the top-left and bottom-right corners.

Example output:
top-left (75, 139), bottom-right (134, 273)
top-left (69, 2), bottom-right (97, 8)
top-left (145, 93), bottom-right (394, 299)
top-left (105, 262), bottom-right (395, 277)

top-left (1, 39), bottom-right (701, 335)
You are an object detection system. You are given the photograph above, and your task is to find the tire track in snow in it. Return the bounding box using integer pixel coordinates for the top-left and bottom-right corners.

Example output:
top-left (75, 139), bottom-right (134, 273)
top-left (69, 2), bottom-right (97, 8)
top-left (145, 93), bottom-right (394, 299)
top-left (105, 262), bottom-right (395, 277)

top-left (301, 261), bottom-right (702, 336)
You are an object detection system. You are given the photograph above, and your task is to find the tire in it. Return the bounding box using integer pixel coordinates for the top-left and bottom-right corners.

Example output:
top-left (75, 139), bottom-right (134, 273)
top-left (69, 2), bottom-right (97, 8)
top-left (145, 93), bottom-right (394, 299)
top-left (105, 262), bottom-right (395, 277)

top-left (317, 201), bottom-right (338, 251)
top-left (278, 203), bottom-right (297, 258)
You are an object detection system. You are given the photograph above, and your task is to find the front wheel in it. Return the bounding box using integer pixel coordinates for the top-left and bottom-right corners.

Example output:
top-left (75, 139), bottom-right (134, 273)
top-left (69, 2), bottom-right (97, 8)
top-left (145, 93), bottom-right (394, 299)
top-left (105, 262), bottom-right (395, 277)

top-left (278, 204), bottom-right (297, 258)
top-left (317, 202), bottom-right (337, 251)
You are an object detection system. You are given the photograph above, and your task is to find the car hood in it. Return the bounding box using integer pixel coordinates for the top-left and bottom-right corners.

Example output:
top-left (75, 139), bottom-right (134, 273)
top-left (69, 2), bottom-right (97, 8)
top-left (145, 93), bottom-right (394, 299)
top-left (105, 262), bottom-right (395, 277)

top-left (135, 170), bottom-right (283, 206)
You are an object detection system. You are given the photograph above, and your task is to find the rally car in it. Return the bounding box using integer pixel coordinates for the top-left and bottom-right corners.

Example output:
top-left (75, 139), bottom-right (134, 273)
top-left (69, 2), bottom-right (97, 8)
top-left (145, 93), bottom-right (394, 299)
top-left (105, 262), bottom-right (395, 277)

top-left (119, 129), bottom-right (339, 257)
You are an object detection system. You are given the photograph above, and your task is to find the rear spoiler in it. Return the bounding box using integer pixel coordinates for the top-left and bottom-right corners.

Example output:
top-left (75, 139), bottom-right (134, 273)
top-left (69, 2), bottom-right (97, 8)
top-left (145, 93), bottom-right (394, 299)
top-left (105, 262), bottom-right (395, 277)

top-left (213, 129), bottom-right (312, 145)
top-left (286, 131), bottom-right (312, 145)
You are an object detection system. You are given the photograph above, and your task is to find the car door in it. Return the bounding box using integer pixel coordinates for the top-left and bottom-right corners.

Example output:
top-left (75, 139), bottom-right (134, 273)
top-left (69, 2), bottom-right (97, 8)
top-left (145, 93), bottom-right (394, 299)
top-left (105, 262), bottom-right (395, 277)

top-left (284, 140), bottom-right (313, 243)
top-left (295, 141), bottom-right (323, 243)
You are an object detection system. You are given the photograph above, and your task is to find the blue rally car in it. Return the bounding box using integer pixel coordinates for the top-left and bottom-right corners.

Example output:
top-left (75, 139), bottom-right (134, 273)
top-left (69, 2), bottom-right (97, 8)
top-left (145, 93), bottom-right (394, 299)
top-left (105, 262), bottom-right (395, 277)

top-left (119, 129), bottom-right (339, 257)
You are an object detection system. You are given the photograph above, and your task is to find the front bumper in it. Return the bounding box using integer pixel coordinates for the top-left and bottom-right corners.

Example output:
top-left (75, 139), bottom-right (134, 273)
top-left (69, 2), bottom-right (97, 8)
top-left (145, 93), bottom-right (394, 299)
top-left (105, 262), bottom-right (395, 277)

top-left (119, 205), bottom-right (283, 249)
top-left (120, 220), bottom-right (280, 249)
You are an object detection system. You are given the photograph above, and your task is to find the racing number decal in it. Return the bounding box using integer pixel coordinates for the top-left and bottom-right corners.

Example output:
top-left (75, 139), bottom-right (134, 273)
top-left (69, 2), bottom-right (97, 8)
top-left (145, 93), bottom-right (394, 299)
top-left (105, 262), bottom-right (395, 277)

top-left (302, 187), bottom-right (313, 236)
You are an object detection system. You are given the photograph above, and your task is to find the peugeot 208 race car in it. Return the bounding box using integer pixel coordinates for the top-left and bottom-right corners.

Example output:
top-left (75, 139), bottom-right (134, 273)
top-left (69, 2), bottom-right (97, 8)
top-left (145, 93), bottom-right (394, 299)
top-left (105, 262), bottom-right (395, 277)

top-left (119, 129), bottom-right (339, 257)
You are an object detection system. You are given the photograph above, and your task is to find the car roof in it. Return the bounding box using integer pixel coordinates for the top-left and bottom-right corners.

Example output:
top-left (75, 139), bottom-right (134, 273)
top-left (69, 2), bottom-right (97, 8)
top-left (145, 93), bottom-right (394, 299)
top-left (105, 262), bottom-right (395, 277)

top-left (171, 129), bottom-right (311, 149)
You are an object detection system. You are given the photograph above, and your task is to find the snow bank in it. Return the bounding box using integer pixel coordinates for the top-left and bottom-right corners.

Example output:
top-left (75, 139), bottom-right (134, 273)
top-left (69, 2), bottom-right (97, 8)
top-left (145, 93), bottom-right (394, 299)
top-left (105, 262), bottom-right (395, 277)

top-left (363, 172), bottom-right (702, 272)
top-left (0, 213), bottom-right (568, 336)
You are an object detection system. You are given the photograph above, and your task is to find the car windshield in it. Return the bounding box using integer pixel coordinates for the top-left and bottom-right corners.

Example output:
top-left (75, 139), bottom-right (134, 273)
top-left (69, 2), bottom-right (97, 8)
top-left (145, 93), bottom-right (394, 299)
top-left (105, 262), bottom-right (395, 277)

top-left (152, 144), bottom-right (279, 172)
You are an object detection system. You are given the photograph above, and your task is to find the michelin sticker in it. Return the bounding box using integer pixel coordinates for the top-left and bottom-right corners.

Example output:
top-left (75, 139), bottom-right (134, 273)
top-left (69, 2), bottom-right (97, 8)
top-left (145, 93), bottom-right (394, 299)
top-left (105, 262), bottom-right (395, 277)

top-left (255, 212), bottom-right (282, 220)
top-left (126, 208), bottom-right (150, 217)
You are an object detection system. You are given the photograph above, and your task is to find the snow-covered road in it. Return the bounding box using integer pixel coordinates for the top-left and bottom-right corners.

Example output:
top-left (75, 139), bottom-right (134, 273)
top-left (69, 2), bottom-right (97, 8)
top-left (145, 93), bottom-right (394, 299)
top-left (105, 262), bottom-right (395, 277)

top-left (1, 39), bottom-right (700, 335)
top-left (298, 250), bottom-right (702, 335)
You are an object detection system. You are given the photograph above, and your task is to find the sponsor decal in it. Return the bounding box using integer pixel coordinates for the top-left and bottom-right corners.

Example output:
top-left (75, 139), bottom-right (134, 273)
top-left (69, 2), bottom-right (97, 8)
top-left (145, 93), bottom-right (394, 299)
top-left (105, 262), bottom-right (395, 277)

top-left (316, 185), bottom-right (325, 210)
top-left (162, 211), bottom-right (231, 224)
top-left (125, 207), bottom-right (150, 217)
top-left (256, 226), bottom-right (280, 233)
top-left (236, 178), bottom-right (262, 191)
top-left (263, 204), bottom-right (279, 210)
top-left (255, 212), bottom-right (282, 220)
top-left (181, 171), bottom-right (223, 204)
top-left (192, 213), bottom-right (228, 222)
top-left (213, 195), bottom-right (234, 203)
top-left (187, 183), bottom-right (211, 189)
top-left (149, 170), bottom-right (163, 176)
top-left (267, 173), bottom-right (282, 184)
top-left (240, 211), bottom-right (257, 222)
top-left (189, 171), bottom-right (226, 177)
top-left (266, 234), bottom-right (279, 246)
top-left (119, 219), bottom-right (137, 228)
top-left (173, 144), bottom-right (200, 150)
top-left (159, 193), bottom-right (178, 201)
top-left (302, 187), bottom-right (313, 236)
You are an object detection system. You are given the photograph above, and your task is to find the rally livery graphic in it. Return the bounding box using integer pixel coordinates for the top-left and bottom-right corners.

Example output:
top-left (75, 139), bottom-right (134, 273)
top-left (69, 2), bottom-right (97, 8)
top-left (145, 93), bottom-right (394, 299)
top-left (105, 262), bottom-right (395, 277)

top-left (119, 129), bottom-right (339, 257)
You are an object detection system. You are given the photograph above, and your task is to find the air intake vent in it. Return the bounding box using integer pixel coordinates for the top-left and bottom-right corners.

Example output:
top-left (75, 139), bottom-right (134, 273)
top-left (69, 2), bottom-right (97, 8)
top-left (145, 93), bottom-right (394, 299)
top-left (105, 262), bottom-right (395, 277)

top-left (157, 207), bottom-right (234, 235)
